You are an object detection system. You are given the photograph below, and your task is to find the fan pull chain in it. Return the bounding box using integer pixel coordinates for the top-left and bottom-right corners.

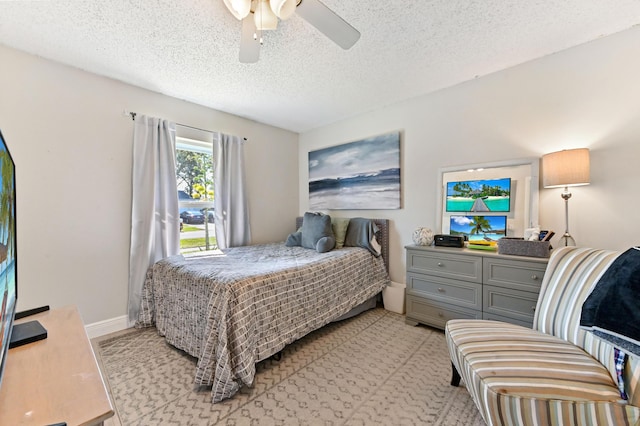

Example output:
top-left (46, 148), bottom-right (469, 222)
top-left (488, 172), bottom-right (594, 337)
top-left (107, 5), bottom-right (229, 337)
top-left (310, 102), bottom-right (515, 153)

top-left (260, 5), bottom-right (264, 46)
top-left (252, 31), bottom-right (264, 45)
top-left (258, 4), bottom-right (264, 45)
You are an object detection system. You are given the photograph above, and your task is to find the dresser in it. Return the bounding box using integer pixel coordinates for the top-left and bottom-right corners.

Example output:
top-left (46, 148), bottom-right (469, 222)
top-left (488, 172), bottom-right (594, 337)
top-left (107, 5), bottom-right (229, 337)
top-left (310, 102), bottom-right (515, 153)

top-left (405, 245), bottom-right (549, 329)
top-left (0, 306), bottom-right (114, 425)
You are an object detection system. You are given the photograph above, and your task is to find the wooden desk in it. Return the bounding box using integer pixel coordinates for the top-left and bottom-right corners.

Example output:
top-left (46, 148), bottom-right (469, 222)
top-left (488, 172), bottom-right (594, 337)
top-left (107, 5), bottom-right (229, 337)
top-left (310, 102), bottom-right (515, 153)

top-left (0, 305), bottom-right (114, 425)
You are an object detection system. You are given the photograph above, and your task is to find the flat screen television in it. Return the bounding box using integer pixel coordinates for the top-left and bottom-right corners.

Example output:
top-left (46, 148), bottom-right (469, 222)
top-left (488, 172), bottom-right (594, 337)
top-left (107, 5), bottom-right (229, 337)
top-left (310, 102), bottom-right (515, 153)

top-left (0, 128), bottom-right (17, 390)
top-left (449, 215), bottom-right (507, 241)
top-left (446, 177), bottom-right (511, 212)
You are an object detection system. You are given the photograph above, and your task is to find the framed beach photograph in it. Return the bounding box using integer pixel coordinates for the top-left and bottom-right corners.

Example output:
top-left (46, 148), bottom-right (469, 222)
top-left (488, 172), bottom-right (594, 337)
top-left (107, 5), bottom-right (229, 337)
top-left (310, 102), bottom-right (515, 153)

top-left (449, 215), bottom-right (507, 241)
top-left (446, 178), bottom-right (511, 212)
top-left (308, 131), bottom-right (401, 210)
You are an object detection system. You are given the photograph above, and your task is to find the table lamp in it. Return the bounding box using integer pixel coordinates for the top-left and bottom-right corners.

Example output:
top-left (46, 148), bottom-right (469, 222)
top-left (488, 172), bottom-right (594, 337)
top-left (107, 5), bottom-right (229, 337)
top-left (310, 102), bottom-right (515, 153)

top-left (541, 148), bottom-right (590, 246)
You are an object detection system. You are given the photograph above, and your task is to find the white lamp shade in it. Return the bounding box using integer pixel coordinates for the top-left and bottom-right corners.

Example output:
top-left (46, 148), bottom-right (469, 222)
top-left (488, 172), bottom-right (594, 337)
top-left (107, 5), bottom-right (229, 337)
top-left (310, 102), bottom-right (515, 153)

top-left (542, 148), bottom-right (590, 188)
top-left (270, 0), bottom-right (297, 20)
top-left (223, 0), bottom-right (251, 20)
top-left (254, 0), bottom-right (278, 30)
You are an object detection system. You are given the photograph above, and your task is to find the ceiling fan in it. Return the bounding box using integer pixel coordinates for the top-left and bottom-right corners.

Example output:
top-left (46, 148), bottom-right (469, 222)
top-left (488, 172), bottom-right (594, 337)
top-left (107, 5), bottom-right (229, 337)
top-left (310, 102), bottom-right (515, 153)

top-left (222, 0), bottom-right (361, 63)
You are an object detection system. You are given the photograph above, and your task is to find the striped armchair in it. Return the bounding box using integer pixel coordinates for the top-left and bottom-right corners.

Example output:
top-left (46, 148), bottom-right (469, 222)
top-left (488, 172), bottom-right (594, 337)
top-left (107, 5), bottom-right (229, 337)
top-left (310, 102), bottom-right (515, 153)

top-left (445, 247), bottom-right (640, 426)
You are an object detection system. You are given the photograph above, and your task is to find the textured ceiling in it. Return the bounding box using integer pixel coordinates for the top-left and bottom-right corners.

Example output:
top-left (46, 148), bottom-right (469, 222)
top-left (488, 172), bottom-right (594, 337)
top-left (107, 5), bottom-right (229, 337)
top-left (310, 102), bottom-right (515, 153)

top-left (1, 1), bottom-right (640, 133)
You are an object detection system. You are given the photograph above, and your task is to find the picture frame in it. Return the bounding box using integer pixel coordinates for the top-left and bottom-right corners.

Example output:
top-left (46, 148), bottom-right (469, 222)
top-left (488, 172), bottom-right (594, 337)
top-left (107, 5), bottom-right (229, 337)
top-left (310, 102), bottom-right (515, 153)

top-left (446, 177), bottom-right (511, 212)
top-left (449, 215), bottom-right (507, 241)
top-left (308, 131), bottom-right (401, 210)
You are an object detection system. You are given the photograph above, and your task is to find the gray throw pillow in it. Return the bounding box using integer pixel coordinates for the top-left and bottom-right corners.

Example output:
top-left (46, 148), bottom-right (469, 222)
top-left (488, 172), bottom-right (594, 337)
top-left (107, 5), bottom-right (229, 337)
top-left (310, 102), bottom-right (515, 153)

top-left (344, 217), bottom-right (381, 256)
top-left (315, 236), bottom-right (336, 253)
top-left (301, 212), bottom-right (335, 253)
top-left (285, 231), bottom-right (302, 247)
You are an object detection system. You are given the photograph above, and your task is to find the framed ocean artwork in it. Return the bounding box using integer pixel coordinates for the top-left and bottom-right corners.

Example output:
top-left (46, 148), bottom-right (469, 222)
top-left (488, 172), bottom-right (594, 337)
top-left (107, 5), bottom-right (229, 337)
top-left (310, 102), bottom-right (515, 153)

top-left (449, 215), bottom-right (507, 241)
top-left (446, 177), bottom-right (511, 212)
top-left (308, 131), bottom-right (400, 210)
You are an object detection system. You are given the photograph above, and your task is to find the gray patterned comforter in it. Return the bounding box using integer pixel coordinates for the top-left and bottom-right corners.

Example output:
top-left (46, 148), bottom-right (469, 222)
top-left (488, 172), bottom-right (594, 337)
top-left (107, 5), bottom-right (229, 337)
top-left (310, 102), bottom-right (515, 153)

top-left (136, 243), bottom-right (389, 402)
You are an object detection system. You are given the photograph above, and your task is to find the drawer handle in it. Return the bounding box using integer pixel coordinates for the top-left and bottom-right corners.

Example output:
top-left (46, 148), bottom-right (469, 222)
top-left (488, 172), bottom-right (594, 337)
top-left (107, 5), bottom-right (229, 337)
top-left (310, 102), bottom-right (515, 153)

top-left (437, 287), bottom-right (445, 292)
top-left (531, 274), bottom-right (539, 280)
top-left (437, 262), bottom-right (444, 267)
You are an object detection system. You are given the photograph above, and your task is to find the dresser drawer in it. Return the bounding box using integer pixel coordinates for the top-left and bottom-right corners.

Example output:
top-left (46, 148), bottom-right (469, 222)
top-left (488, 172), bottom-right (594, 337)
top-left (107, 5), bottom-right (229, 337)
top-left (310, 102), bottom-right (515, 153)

top-left (483, 285), bottom-right (538, 324)
top-left (407, 272), bottom-right (481, 310)
top-left (407, 250), bottom-right (482, 283)
top-left (406, 295), bottom-right (481, 330)
top-left (483, 257), bottom-right (546, 292)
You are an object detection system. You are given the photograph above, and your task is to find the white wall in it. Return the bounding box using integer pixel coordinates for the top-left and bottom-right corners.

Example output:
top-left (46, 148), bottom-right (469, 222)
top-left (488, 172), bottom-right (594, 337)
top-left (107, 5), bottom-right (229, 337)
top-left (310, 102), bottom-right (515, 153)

top-left (0, 44), bottom-right (299, 324)
top-left (299, 26), bottom-right (640, 284)
top-left (3, 24), bottom-right (639, 325)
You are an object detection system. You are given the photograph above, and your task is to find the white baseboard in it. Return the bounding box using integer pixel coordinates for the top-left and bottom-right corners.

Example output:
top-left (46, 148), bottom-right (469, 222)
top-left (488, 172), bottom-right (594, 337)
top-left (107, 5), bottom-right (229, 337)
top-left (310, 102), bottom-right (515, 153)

top-left (85, 315), bottom-right (130, 339)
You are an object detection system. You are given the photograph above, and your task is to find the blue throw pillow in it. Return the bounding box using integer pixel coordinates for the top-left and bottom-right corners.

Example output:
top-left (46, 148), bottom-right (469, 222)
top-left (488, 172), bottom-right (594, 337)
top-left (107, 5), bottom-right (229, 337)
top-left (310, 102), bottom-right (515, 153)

top-left (300, 212), bottom-right (335, 253)
top-left (285, 231), bottom-right (302, 247)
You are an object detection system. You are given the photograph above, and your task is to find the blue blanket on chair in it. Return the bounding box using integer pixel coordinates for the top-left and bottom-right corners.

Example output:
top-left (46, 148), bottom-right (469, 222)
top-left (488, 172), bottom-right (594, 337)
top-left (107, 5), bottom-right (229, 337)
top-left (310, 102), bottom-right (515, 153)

top-left (580, 247), bottom-right (640, 356)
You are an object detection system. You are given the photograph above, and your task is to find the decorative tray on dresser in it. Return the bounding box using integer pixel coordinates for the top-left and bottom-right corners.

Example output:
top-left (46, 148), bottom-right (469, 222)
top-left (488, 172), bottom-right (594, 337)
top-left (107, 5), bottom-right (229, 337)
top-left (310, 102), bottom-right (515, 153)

top-left (405, 245), bottom-right (549, 329)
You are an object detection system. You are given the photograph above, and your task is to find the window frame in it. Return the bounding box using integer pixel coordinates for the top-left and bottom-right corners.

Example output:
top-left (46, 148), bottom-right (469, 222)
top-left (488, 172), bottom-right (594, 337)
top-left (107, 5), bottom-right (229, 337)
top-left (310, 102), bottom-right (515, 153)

top-left (175, 130), bottom-right (216, 252)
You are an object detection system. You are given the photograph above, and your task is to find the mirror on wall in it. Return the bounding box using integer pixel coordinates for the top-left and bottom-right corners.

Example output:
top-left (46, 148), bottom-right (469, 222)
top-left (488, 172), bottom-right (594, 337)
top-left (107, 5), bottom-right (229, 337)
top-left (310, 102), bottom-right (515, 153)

top-left (436, 158), bottom-right (540, 240)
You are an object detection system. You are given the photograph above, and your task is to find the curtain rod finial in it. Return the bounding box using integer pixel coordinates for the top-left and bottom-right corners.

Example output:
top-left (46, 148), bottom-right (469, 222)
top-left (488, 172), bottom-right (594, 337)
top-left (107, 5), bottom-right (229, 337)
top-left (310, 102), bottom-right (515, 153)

top-left (122, 109), bottom-right (136, 120)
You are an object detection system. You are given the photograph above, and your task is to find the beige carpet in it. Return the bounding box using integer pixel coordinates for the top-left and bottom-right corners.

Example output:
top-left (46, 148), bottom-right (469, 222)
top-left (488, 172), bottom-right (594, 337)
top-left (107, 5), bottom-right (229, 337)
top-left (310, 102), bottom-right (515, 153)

top-left (94, 307), bottom-right (485, 425)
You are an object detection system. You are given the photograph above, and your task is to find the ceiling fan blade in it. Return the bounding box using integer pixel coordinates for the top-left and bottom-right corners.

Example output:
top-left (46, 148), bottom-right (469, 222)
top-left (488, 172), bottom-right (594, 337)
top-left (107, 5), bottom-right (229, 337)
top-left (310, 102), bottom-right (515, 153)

top-left (296, 0), bottom-right (360, 50)
top-left (239, 16), bottom-right (260, 63)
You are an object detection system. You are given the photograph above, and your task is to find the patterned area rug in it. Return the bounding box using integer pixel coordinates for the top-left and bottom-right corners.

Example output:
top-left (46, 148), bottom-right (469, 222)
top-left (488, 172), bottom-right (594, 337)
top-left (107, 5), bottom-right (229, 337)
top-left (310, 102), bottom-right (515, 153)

top-left (95, 308), bottom-right (485, 425)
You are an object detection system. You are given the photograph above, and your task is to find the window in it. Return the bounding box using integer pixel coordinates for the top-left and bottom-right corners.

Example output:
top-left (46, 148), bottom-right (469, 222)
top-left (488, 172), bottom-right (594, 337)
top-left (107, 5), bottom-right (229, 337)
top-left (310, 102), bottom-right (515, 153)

top-left (175, 133), bottom-right (216, 253)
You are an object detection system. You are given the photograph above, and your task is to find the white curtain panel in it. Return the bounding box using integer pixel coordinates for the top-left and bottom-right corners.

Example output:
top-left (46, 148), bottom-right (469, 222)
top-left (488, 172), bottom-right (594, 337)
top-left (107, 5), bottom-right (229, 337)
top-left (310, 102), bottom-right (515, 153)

top-left (128, 115), bottom-right (180, 324)
top-left (213, 132), bottom-right (251, 249)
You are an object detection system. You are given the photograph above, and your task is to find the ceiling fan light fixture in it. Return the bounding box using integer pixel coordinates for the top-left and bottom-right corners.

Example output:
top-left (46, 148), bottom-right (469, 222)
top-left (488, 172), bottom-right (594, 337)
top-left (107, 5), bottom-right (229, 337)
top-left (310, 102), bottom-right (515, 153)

top-left (254, 0), bottom-right (278, 30)
top-left (223, 0), bottom-right (251, 20)
top-left (236, 0), bottom-right (360, 63)
top-left (270, 0), bottom-right (297, 20)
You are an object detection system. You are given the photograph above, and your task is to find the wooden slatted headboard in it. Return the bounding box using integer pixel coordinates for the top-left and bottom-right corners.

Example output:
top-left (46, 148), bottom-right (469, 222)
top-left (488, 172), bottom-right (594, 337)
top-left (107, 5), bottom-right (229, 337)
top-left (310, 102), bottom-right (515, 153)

top-left (295, 217), bottom-right (390, 272)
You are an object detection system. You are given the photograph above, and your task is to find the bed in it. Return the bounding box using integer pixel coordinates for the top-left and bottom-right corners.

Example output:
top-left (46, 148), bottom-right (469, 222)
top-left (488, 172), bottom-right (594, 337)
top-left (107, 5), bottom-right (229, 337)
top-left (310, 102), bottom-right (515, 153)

top-left (136, 217), bottom-right (390, 402)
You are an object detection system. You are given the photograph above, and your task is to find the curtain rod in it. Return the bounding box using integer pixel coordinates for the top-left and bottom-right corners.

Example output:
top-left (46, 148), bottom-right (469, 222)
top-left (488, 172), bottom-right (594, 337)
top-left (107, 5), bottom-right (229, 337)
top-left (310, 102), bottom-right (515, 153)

top-left (128, 111), bottom-right (247, 141)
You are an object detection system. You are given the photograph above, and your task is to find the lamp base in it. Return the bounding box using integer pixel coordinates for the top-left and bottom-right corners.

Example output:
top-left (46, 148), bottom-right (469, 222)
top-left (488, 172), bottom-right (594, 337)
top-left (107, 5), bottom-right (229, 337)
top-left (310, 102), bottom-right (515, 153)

top-left (560, 232), bottom-right (576, 247)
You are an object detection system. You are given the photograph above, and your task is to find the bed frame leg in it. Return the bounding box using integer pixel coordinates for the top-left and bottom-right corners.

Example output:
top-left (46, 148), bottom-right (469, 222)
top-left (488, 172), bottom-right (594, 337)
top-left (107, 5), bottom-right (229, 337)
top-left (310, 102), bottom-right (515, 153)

top-left (450, 363), bottom-right (461, 386)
